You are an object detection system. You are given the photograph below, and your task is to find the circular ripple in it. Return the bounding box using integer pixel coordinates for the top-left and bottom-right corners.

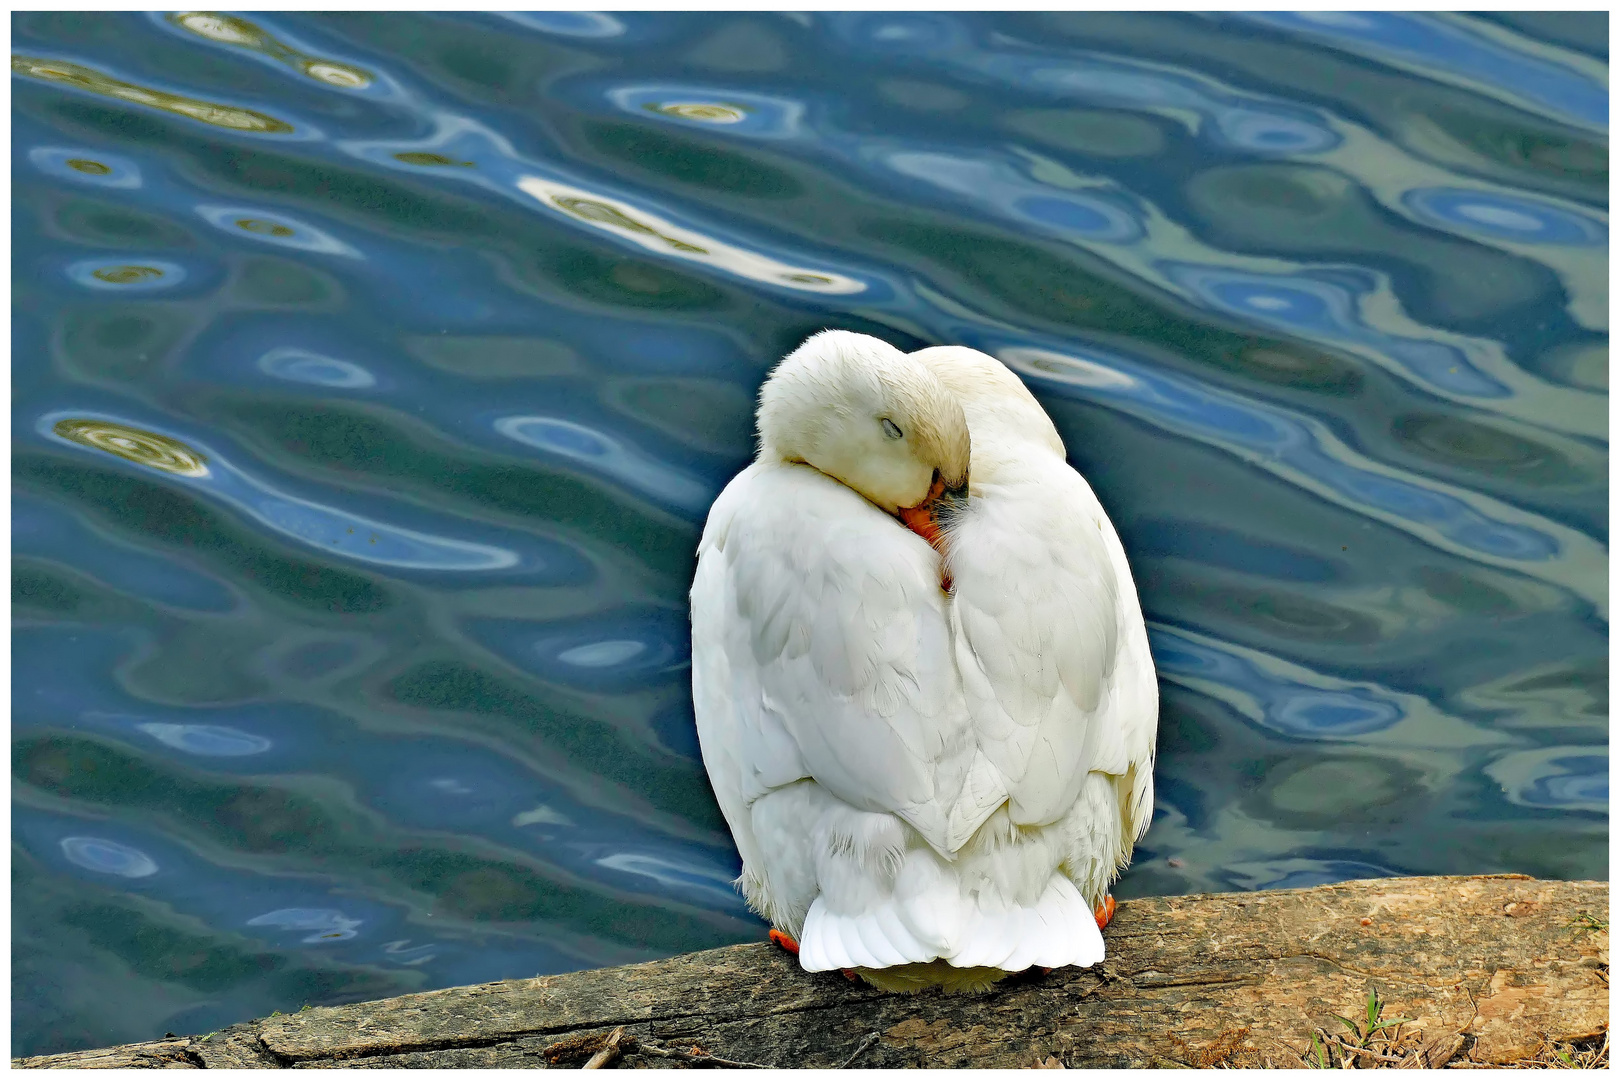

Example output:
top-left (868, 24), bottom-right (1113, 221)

top-left (1270, 692), bottom-right (1403, 737)
top-left (173, 11), bottom-right (261, 45)
top-left (28, 146), bottom-right (141, 188)
top-left (499, 416), bottom-right (613, 459)
top-left (651, 101), bottom-right (748, 123)
top-left (246, 907), bottom-right (362, 943)
top-left (1404, 188), bottom-right (1606, 246)
top-left (1014, 194), bottom-right (1143, 243)
top-left (557, 639), bottom-right (647, 667)
top-left (607, 84), bottom-right (804, 137)
top-left (1214, 108), bottom-right (1340, 154)
top-left (535, 624), bottom-right (681, 685)
top-left (52, 418), bottom-right (210, 477)
top-left (196, 205), bottom-right (358, 256)
top-left (61, 836), bottom-right (158, 878)
top-left (137, 723), bottom-right (272, 756)
top-left (300, 59), bottom-right (371, 89)
top-left (466, 610), bottom-right (688, 692)
top-left (67, 258), bottom-right (185, 291)
top-left (257, 347), bottom-right (377, 388)
top-left (1486, 746), bottom-right (1607, 812)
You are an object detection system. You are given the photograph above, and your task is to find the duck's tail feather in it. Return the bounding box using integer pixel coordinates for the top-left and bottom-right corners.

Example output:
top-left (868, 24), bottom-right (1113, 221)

top-left (800, 892), bottom-right (937, 971)
top-left (798, 872), bottom-right (1104, 976)
top-left (946, 873), bottom-right (1104, 971)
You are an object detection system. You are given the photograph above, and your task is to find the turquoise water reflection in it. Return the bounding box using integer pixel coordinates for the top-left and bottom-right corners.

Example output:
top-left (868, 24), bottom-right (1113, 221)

top-left (12, 11), bottom-right (1606, 1057)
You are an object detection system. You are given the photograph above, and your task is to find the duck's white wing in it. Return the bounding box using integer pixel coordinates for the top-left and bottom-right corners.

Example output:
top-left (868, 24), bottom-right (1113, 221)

top-left (1096, 525), bottom-right (1159, 845)
top-left (692, 461), bottom-right (974, 857)
top-left (947, 458), bottom-right (1155, 830)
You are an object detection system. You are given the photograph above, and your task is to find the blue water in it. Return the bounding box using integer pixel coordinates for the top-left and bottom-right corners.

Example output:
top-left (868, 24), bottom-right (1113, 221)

top-left (11, 11), bottom-right (1607, 1057)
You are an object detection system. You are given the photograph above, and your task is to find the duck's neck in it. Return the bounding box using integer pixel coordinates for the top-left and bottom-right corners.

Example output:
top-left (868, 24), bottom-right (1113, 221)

top-left (962, 415), bottom-right (1064, 488)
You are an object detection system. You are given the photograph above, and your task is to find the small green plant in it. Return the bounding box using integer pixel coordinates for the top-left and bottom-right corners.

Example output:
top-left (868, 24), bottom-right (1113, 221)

top-left (1568, 911), bottom-right (1608, 935)
top-left (1539, 1032), bottom-right (1611, 1070)
top-left (1305, 986), bottom-right (1418, 1067)
top-left (1332, 986), bottom-right (1414, 1050)
top-left (1307, 1030), bottom-right (1330, 1069)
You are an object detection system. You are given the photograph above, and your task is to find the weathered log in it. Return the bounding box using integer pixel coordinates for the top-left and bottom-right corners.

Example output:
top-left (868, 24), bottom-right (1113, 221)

top-left (16, 875), bottom-right (1606, 1069)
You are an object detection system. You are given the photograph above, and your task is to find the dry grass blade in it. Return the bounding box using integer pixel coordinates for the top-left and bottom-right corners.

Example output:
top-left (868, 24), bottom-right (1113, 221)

top-left (583, 1026), bottom-right (625, 1069)
top-left (1519, 1029), bottom-right (1609, 1070)
top-left (635, 1042), bottom-right (768, 1069)
top-left (837, 1032), bottom-right (880, 1069)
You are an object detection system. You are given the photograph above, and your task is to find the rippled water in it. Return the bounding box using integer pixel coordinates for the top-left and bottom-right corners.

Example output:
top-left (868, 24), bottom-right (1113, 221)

top-left (12, 11), bottom-right (1608, 1057)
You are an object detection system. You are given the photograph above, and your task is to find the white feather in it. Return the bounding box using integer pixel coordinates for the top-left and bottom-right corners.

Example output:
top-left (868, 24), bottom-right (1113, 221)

top-left (691, 337), bottom-right (1157, 985)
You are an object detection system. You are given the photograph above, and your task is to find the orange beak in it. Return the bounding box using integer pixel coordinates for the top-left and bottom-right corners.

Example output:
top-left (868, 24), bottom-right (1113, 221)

top-left (898, 473), bottom-right (968, 591)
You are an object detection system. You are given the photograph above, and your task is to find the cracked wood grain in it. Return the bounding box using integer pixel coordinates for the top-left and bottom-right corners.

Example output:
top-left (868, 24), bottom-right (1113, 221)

top-left (15, 875), bottom-right (1606, 1069)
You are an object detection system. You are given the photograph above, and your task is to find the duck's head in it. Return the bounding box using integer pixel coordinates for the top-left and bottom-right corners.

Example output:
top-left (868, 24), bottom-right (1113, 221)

top-left (757, 330), bottom-right (969, 550)
top-left (909, 344), bottom-right (1066, 463)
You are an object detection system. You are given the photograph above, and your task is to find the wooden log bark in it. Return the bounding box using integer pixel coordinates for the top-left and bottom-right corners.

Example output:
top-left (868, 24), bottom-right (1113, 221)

top-left (16, 875), bottom-right (1606, 1069)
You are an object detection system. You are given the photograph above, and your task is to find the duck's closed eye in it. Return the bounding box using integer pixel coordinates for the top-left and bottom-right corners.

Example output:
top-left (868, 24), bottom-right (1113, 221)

top-left (881, 418), bottom-right (903, 440)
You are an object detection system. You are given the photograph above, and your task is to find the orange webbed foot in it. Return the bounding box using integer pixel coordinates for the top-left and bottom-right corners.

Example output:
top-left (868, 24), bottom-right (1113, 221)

top-left (841, 968), bottom-right (859, 982)
top-left (1094, 895), bottom-right (1117, 931)
top-left (768, 929), bottom-right (800, 955)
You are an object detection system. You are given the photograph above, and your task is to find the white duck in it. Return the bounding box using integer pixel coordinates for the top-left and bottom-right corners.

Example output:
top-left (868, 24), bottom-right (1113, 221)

top-left (690, 330), bottom-right (1157, 992)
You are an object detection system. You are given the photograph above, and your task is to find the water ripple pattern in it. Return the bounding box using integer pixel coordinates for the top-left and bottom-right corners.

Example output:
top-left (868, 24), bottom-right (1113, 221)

top-left (37, 412), bottom-right (524, 572)
top-left (11, 10), bottom-right (1606, 1058)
